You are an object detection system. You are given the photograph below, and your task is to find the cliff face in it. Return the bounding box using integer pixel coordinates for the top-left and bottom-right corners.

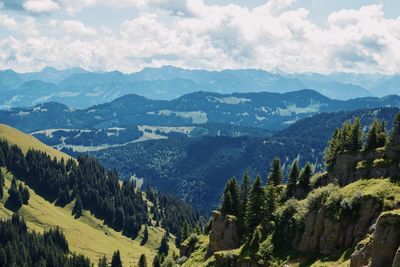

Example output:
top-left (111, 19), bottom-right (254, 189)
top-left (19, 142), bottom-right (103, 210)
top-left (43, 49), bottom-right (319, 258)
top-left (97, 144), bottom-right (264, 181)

top-left (294, 195), bottom-right (381, 255)
top-left (207, 211), bottom-right (241, 256)
top-left (319, 146), bottom-right (400, 187)
top-left (350, 211), bottom-right (400, 267)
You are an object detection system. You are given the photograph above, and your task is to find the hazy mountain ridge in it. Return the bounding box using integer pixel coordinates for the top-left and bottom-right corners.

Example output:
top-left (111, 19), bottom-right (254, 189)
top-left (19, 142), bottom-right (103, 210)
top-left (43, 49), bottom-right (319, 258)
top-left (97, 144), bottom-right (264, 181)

top-left (2, 66), bottom-right (400, 109)
top-left (2, 90), bottom-right (400, 133)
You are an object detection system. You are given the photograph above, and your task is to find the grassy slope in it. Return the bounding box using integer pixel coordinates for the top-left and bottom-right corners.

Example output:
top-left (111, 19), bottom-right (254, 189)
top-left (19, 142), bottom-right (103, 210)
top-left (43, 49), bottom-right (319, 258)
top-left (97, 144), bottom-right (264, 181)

top-left (0, 125), bottom-right (176, 266)
top-left (0, 124), bottom-right (71, 161)
top-left (0, 169), bottom-right (169, 266)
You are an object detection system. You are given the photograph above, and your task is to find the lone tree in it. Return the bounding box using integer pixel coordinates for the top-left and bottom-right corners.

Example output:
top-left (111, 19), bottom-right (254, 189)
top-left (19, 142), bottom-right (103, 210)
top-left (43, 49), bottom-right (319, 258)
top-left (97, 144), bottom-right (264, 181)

top-left (267, 158), bottom-right (283, 186)
top-left (19, 184), bottom-right (29, 205)
top-left (391, 113), bottom-right (400, 146)
top-left (141, 225), bottom-right (149, 246)
top-left (158, 232), bottom-right (169, 256)
top-left (286, 160), bottom-right (300, 198)
top-left (8, 178), bottom-right (22, 209)
top-left (111, 250), bottom-right (122, 267)
top-left (138, 254), bottom-right (147, 267)
top-left (72, 196), bottom-right (83, 218)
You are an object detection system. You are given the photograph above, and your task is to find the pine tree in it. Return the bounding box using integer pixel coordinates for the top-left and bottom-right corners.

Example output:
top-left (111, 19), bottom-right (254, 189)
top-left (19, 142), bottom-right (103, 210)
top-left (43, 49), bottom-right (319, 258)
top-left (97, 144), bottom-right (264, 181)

top-left (8, 178), bottom-right (22, 208)
top-left (19, 184), bottom-right (29, 205)
top-left (181, 221), bottom-right (189, 242)
top-left (298, 162), bottom-right (313, 195)
top-left (158, 232), bottom-right (169, 256)
top-left (111, 250), bottom-right (122, 267)
top-left (98, 255), bottom-right (108, 267)
top-left (268, 158), bottom-right (283, 186)
top-left (245, 176), bottom-right (266, 235)
top-left (221, 190), bottom-right (233, 215)
top-left (286, 160), bottom-right (300, 198)
top-left (239, 172), bottom-right (250, 214)
top-left (324, 128), bottom-right (341, 171)
top-left (138, 254), bottom-right (147, 267)
top-left (348, 118), bottom-right (362, 152)
top-left (141, 225), bottom-right (149, 246)
top-left (264, 185), bottom-right (275, 223)
top-left (365, 120), bottom-right (379, 151)
top-left (152, 254), bottom-right (161, 267)
top-left (72, 196), bottom-right (83, 218)
top-left (391, 113), bottom-right (400, 146)
top-left (220, 178), bottom-right (240, 216)
top-left (0, 171), bottom-right (4, 200)
top-left (377, 120), bottom-right (388, 148)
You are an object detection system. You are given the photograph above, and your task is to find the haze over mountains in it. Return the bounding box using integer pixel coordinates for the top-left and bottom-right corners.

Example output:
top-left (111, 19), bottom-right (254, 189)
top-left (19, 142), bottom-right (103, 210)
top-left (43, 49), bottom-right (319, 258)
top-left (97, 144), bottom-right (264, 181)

top-left (2, 66), bottom-right (400, 109)
top-left (2, 90), bottom-right (400, 135)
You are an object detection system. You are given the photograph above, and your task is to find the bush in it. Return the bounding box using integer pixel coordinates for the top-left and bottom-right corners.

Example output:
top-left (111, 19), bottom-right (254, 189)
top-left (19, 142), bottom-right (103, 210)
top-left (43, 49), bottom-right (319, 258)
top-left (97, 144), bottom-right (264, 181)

top-left (306, 184), bottom-right (340, 211)
top-left (256, 235), bottom-right (274, 265)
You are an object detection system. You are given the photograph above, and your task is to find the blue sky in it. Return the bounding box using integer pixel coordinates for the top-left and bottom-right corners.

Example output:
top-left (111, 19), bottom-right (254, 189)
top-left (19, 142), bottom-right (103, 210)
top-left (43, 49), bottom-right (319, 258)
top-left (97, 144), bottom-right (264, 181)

top-left (0, 0), bottom-right (400, 74)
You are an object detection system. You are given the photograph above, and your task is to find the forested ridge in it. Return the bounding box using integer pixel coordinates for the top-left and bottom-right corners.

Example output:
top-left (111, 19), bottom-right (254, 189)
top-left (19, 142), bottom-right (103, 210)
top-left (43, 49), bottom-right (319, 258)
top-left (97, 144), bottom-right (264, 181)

top-left (0, 138), bottom-right (200, 240)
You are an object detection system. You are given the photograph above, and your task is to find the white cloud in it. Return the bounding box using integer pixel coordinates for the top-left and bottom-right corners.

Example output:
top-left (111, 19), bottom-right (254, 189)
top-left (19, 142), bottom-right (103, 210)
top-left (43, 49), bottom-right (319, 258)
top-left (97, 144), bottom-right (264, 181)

top-left (60, 20), bottom-right (97, 35)
top-left (0, 1), bottom-right (400, 74)
top-left (0, 14), bottom-right (17, 29)
top-left (22, 0), bottom-right (60, 13)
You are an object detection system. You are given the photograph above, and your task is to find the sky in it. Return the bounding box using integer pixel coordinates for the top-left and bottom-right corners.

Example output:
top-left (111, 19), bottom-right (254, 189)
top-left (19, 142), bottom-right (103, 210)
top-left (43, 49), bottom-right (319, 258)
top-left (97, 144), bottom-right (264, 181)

top-left (0, 0), bottom-right (400, 74)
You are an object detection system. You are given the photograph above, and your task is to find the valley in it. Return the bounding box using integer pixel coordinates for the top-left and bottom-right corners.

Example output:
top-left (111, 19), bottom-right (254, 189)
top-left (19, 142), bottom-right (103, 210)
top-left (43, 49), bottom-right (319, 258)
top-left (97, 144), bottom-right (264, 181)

top-left (2, 1), bottom-right (400, 266)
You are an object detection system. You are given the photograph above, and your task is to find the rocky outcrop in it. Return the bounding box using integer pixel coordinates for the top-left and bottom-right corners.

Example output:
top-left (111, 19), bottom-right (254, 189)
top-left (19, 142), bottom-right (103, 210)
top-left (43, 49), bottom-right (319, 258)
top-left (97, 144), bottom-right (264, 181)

top-left (207, 211), bottom-right (240, 256)
top-left (317, 146), bottom-right (400, 187)
top-left (350, 211), bottom-right (400, 267)
top-left (295, 196), bottom-right (381, 255)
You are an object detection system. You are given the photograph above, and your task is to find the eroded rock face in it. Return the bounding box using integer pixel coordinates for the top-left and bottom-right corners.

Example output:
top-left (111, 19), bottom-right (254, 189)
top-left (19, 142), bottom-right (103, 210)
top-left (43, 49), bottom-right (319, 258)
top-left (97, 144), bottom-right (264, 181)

top-left (350, 211), bottom-right (400, 267)
top-left (295, 196), bottom-right (380, 255)
top-left (370, 212), bottom-right (400, 267)
top-left (207, 211), bottom-right (240, 256)
top-left (392, 247), bottom-right (400, 267)
top-left (319, 146), bottom-right (400, 187)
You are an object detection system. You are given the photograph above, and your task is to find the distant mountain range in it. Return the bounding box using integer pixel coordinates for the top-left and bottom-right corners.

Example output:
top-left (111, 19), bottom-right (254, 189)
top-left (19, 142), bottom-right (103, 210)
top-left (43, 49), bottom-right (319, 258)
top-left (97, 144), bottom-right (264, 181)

top-left (1, 66), bottom-right (400, 109)
top-left (2, 90), bottom-right (400, 134)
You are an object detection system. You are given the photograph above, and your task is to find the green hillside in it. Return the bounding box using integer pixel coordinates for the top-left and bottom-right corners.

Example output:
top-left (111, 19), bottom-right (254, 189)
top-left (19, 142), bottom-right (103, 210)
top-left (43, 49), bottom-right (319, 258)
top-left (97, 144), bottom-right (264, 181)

top-left (0, 125), bottom-right (178, 266)
top-left (0, 124), bottom-right (71, 161)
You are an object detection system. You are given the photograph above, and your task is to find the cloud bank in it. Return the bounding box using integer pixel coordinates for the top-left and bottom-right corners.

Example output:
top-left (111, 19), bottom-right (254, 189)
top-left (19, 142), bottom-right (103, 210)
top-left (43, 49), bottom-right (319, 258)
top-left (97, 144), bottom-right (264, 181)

top-left (0, 0), bottom-right (399, 74)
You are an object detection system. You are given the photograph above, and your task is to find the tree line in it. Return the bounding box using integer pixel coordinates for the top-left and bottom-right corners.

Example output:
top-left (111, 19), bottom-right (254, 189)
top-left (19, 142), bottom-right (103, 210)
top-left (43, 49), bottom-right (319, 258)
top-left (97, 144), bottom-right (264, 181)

top-left (325, 113), bottom-right (400, 171)
top-left (0, 139), bottom-right (199, 239)
top-left (0, 214), bottom-right (91, 267)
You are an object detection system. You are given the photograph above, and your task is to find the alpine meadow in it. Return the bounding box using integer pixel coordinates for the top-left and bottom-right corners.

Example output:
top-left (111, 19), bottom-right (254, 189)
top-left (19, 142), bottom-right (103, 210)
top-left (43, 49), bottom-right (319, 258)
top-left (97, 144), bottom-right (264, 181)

top-left (1, 1), bottom-right (400, 266)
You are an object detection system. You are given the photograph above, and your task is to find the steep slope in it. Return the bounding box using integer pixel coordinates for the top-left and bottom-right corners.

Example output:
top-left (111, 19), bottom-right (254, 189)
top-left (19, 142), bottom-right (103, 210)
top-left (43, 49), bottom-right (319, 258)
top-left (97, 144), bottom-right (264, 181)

top-left (0, 125), bottom-right (188, 265)
top-left (0, 124), bottom-right (71, 161)
top-left (0, 169), bottom-right (167, 265)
